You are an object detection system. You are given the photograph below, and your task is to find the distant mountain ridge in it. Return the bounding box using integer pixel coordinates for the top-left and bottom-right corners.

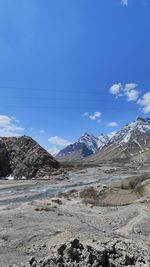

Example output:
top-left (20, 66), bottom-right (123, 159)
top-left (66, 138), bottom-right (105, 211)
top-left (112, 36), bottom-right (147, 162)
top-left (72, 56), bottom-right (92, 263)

top-left (57, 117), bottom-right (150, 165)
top-left (56, 133), bottom-right (109, 161)
top-left (87, 117), bottom-right (150, 165)
top-left (109, 117), bottom-right (150, 145)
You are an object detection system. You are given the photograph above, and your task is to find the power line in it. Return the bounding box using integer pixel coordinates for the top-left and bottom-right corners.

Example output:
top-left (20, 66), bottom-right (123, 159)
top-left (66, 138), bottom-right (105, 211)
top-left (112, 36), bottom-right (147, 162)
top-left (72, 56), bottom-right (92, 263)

top-left (0, 86), bottom-right (107, 95)
top-left (0, 95), bottom-right (125, 103)
top-left (0, 104), bottom-right (137, 110)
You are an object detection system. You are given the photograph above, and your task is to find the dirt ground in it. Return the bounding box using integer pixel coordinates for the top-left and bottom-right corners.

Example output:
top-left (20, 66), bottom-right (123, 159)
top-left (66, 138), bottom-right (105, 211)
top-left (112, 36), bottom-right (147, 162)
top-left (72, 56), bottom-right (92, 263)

top-left (0, 166), bottom-right (150, 267)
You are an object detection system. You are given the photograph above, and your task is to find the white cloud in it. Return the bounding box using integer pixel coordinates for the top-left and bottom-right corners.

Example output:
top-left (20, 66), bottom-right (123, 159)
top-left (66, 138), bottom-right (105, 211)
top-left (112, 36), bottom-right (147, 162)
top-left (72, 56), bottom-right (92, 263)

top-left (48, 136), bottom-right (70, 146)
top-left (109, 83), bottom-right (140, 102)
top-left (11, 116), bottom-right (20, 123)
top-left (39, 130), bottom-right (45, 134)
top-left (89, 111), bottom-right (102, 121)
top-left (82, 112), bottom-right (89, 117)
top-left (48, 135), bottom-right (71, 156)
top-left (0, 115), bottom-right (24, 137)
top-left (108, 131), bottom-right (117, 139)
top-left (109, 83), bottom-right (122, 95)
top-left (125, 89), bottom-right (139, 102)
top-left (107, 121), bottom-right (118, 127)
top-left (48, 146), bottom-right (60, 156)
top-left (124, 83), bottom-right (137, 90)
top-left (124, 83), bottom-right (139, 101)
top-left (110, 83), bottom-right (150, 114)
top-left (82, 111), bottom-right (102, 122)
top-left (121, 0), bottom-right (128, 6)
top-left (137, 92), bottom-right (150, 113)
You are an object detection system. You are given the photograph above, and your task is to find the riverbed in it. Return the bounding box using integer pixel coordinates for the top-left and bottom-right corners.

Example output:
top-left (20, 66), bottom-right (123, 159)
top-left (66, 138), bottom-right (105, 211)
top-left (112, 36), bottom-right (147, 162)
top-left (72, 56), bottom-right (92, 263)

top-left (0, 166), bottom-right (150, 267)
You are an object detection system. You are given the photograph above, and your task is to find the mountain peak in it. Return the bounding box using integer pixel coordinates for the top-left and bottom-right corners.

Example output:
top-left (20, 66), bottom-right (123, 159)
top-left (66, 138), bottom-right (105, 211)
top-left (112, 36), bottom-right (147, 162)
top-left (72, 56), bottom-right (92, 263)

top-left (99, 133), bottom-right (105, 137)
top-left (136, 117), bottom-right (147, 122)
top-left (86, 117), bottom-right (150, 165)
top-left (83, 132), bottom-right (91, 136)
top-left (136, 117), bottom-right (150, 123)
top-left (80, 132), bottom-right (92, 139)
top-left (56, 132), bottom-right (109, 160)
top-left (109, 116), bottom-right (150, 146)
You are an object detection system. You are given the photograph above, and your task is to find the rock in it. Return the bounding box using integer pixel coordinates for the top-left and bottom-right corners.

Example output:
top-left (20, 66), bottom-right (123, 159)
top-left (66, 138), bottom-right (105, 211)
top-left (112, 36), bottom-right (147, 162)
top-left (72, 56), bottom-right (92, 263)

top-left (0, 140), bottom-right (11, 177)
top-left (23, 238), bottom-right (150, 267)
top-left (29, 257), bottom-right (37, 266)
top-left (0, 136), bottom-right (60, 179)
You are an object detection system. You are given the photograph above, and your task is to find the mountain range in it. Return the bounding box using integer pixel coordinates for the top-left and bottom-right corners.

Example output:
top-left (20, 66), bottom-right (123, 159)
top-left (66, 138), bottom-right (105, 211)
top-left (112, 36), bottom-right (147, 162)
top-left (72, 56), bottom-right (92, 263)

top-left (0, 117), bottom-right (150, 179)
top-left (56, 133), bottom-right (109, 161)
top-left (56, 117), bottom-right (150, 165)
top-left (87, 117), bottom-right (150, 165)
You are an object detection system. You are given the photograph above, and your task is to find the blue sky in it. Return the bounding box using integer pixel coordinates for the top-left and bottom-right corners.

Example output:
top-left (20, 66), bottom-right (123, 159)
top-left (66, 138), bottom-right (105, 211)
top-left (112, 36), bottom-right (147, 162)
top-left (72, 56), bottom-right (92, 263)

top-left (0, 0), bottom-right (150, 154)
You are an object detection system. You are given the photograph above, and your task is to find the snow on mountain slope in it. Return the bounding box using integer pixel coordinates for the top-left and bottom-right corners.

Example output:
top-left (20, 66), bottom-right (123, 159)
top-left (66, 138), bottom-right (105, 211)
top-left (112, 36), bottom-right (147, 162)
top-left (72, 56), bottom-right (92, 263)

top-left (97, 134), bottom-right (109, 148)
top-left (56, 133), bottom-right (109, 160)
top-left (110, 117), bottom-right (150, 145)
top-left (86, 117), bottom-right (150, 165)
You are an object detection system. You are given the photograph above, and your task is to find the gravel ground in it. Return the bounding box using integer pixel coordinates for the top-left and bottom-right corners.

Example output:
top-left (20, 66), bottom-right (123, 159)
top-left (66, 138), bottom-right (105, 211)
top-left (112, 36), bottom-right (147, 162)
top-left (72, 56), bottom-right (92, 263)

top-left (0, 166), bottom-right (150, 267)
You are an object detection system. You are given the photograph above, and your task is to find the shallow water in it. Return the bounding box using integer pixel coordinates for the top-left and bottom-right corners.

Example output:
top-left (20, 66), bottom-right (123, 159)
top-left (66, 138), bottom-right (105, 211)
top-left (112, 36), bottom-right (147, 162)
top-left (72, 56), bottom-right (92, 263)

top-left (0, 168), bottom-right (135, 205)
top-left (0, 178), bottom-right (98, 205)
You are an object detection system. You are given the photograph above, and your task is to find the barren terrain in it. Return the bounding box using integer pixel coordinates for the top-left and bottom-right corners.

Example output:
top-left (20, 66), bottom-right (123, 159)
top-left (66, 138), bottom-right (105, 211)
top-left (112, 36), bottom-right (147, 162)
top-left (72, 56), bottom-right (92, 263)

top-left (0, 166), bottom-right (150, 266)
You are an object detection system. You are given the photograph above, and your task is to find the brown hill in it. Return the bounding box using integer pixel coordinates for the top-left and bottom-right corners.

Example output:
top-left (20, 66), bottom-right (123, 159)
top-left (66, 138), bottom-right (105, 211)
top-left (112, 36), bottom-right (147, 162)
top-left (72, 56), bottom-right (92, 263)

top-left (0, 136), bottom-right (59, 179)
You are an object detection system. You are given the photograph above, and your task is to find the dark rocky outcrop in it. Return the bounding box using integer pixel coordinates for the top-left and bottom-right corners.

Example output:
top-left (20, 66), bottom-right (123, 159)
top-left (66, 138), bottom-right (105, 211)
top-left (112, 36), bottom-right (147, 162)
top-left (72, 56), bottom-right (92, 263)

top-left (0, 136), bottom-right (59, 179)
top-left (0, 140), bottom-right (11, 177)
top-left (24, 239), bottom-right (150, 267)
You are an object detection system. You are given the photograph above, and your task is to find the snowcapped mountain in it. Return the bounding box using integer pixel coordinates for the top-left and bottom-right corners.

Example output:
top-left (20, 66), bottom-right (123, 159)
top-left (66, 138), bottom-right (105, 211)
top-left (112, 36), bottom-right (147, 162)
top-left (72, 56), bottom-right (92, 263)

top-left (109, 117), bottom-right (150, 145)
top-left (87, 117), bottom-right (150, 165)
top-left (97, 134), bottom-right (109, 148)
top-left (56, 133), bottom-right (109, 161)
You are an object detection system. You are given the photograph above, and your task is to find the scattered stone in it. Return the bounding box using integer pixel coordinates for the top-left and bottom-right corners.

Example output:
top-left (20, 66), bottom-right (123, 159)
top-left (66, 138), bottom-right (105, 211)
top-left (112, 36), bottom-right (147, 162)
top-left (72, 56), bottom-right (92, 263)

top-left (29, 257), bottom-right (37, 266)
top-left (51, 199), bottom-right (63, 205)
top-left (22, 239), bottom-right (150, 267)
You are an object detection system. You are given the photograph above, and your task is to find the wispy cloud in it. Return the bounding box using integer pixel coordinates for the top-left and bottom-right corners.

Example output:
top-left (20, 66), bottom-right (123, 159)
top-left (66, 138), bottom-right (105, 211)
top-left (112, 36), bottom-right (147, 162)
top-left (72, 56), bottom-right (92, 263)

top-left (48, 135), bottom-right (71, 156)
top-left (108, 131), bottom-right (117, 139)
top-left (89, 111), bottom-right (102, 121)
top-left (109, 83), bottom-right (140, 102)
top-left (107, 121), bottom-right (118, 127)
top-left (39, 129), bottom-right (45, 134)
top-left (110, 82), bottom-right (150, 114)
top-left (137, 92), bottom-right (150, 113)
top-left (82, 111), bottom-right (102, 123)
top-left (48, 146), bottom-right (60, 156)
top-left (48, 136), bottom-right (70, 146)
top-left (121, 0), bottom-right (128, 6)
top-left (82, 112), bottom-right (89, 117)
top-left (0, 115), bottom-right (24, 137)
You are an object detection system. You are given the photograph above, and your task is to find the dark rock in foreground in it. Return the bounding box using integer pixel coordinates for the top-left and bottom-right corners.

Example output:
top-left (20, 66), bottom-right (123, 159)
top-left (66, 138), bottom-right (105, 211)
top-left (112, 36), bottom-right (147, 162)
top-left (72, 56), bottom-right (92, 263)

top-left (0, 136), bottom-right (59, 179)
top-left (0, 140), bottom-right (11, 177)
top-left (25, 239), bottom-right (149, 267)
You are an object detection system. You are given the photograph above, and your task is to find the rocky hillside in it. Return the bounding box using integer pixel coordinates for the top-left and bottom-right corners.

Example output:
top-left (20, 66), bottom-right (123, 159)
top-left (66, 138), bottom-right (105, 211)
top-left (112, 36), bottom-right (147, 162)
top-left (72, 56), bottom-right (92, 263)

top-left (0, 136), bottom-right (59, 179)
top-left (56, 133), bottom-right (109, 161)
top-left (86, 117), bottom-right (150, 165)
